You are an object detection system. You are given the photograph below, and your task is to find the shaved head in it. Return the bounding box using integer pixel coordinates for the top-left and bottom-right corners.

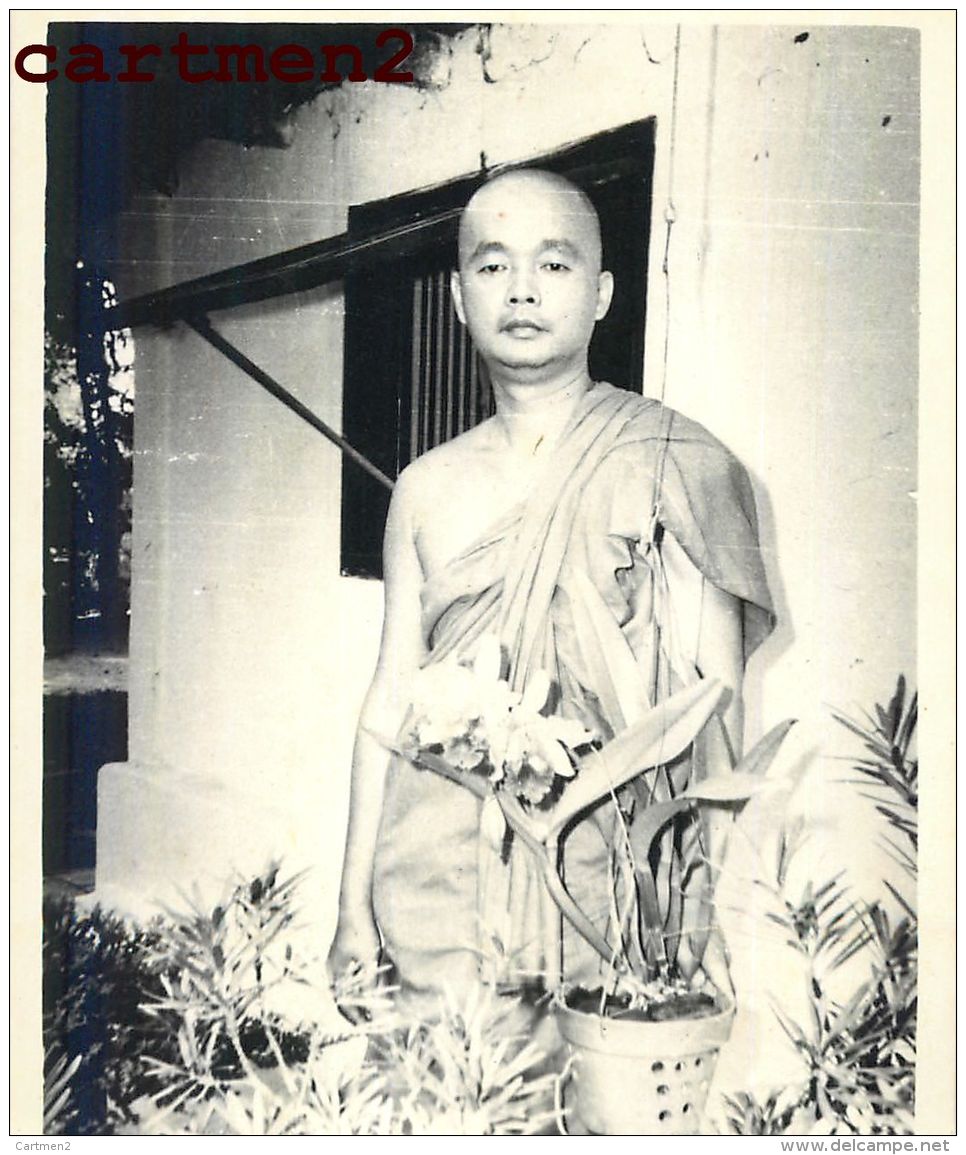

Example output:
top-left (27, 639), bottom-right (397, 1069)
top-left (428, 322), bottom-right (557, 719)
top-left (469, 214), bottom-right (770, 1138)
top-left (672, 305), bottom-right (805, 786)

top-left (450, 166), bottom-right (614, 385)
top-left (458, 169), bottom-right (603, 272)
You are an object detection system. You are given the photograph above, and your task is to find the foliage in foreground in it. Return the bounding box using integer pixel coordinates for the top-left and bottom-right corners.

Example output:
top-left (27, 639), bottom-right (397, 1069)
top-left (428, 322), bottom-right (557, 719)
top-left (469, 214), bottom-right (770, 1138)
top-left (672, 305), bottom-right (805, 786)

top-left (724, 677), bottom-right (917, 1136)
top-left (42, 895), bottom-right (175, 1133)
top-left (44, 866), bottom-right (557, 1135)
top-left (44, 678), bottom-right (917, 1136)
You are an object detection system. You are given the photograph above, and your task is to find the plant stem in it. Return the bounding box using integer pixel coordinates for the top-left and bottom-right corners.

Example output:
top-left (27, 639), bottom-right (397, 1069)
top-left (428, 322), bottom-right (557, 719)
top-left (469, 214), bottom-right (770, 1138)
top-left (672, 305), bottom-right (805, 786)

top-left (418, 750), bottom-right (622, 972)
top-left (538, 836), bottom-right (624, 973)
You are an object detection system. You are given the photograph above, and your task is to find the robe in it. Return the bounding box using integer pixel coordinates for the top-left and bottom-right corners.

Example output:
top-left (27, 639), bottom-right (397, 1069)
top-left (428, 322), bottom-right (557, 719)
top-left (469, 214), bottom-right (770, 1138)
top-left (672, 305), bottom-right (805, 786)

top-left (371, 382), bottom-right (774, 998)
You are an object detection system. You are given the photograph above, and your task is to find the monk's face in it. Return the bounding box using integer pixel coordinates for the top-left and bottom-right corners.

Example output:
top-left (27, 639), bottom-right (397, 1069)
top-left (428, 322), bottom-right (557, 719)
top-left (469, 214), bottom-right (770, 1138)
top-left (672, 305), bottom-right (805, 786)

top-left (451, 173), bottom-right (614, 382)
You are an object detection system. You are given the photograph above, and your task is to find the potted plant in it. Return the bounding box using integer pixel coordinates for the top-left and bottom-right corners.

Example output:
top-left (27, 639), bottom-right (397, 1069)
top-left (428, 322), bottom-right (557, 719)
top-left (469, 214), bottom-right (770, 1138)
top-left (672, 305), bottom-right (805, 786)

top-left (387, 635), bottom-right (796, 1134)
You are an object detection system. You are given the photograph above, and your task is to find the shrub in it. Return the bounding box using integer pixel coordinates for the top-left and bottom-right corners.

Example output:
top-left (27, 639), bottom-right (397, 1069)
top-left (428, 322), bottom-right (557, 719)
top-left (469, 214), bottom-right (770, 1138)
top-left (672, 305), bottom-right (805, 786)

top-left (44, 865), bottom-right (557, 1135)
top-left (42, 895), bottom-right (175, 1132)
top-left (725, 677), bottom-right (917, 1136)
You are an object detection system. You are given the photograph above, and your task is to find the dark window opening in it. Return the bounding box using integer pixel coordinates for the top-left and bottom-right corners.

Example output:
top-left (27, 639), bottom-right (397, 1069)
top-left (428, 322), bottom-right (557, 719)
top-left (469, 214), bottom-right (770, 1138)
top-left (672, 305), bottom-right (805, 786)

top-left (341, 118), bottom-right (656, 578)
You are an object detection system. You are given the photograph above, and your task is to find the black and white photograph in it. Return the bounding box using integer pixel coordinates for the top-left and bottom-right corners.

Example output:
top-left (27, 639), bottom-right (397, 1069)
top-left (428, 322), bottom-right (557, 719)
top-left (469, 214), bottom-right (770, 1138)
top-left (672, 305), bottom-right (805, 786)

top-left (12, 11), bottom-right (954, 1137)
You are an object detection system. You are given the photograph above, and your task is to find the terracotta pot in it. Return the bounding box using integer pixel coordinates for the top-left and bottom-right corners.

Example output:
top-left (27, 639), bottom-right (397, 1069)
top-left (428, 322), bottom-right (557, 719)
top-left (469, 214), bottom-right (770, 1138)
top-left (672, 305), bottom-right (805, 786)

top-left (555, 999), bottom-right (735, 1135)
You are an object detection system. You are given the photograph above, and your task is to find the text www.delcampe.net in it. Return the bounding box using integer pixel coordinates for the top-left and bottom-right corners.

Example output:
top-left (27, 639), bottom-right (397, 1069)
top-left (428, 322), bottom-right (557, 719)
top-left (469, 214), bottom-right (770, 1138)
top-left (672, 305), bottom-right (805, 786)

top-left (780, 1142), bottom-right (952, 1153)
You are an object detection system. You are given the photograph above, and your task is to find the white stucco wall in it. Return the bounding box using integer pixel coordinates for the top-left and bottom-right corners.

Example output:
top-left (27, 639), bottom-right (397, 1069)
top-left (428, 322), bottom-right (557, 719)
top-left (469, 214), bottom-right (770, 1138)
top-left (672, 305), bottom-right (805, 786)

top-left (105, 20), bottom-right (691, 928)
top-left (654, 19), bottom-right (919, 982)
top-left (96, 20), bottom-right (921, 1114)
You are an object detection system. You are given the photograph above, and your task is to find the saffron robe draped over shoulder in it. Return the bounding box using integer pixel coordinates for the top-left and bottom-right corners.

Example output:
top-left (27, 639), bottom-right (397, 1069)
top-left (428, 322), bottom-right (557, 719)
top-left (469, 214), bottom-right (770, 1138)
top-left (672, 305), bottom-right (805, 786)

top-left (372, 383), bottom-right (775, 997)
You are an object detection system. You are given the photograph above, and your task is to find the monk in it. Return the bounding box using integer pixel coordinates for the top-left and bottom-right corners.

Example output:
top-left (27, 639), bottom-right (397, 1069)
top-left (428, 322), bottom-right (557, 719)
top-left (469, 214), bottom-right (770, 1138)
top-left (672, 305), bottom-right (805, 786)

top-left (326, 169), bottom-right (773, 1005)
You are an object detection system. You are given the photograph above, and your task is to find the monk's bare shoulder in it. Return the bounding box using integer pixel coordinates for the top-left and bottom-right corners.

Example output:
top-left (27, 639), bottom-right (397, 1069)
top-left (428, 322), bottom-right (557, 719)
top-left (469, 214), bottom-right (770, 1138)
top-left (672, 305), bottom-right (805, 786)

top-left (394, 420), bottom-right (498, 517)
top-left (390, 421), bottom-right (507, 574)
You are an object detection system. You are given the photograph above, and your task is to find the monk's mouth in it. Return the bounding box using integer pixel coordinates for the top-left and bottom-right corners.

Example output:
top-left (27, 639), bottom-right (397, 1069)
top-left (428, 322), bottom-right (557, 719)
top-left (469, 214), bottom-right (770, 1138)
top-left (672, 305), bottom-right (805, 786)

top-left (502, 321), bottom-right (546, 335)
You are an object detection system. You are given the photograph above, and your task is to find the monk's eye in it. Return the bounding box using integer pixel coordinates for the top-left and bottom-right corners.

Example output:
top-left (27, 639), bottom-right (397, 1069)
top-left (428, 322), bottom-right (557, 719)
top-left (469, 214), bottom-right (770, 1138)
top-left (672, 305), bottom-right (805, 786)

top-left (478, 263), bottom-right (506, 275)
top-left (542, 262), bottom-right (570, 273)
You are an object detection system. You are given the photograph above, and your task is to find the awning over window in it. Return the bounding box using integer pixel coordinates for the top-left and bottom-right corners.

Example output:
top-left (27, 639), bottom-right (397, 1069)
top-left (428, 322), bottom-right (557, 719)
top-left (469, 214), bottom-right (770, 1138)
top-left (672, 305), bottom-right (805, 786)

top-left (110, 206), bottom-right (462, 331)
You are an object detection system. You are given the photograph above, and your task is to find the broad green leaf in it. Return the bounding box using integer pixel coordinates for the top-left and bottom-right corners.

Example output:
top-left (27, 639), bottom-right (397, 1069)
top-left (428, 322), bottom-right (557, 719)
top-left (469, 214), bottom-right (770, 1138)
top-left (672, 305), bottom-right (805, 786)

top-left (621, 773), bottom-right (777, 869)
top-left (691, 711), bottom-right (736, 781)
top-left (654, 819), bottom-right (675, 928)
top-left (543, 678), bottom-right (726, 837)
top-left (680, 880), bottom-right (714, 980)
top-left (664, 834), bottom-right (686, 965)
top-left (565, 568), bottom-right (653, 728)
top-left (634, 868), bottom-right (667, 972)
top-left (734, 720), bottom-right (798, 778)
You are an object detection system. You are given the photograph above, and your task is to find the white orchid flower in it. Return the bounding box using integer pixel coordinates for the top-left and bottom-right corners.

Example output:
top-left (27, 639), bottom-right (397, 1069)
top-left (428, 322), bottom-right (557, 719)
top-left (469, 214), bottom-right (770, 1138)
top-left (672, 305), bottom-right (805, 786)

top-left (402, 633), bottom-right (593, 806)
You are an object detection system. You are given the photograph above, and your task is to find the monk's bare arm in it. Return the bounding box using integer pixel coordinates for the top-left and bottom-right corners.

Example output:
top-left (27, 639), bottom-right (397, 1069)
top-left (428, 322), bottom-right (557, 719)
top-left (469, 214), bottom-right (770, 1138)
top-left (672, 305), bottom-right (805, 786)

top-left (696, 580), bottom-right (745, 758)
top-left (693, 574), bottom-right (746, 993)
top-left (658, 532), bottom-right (745, 756)
top-left (328, 469), bottom-right (427, 981)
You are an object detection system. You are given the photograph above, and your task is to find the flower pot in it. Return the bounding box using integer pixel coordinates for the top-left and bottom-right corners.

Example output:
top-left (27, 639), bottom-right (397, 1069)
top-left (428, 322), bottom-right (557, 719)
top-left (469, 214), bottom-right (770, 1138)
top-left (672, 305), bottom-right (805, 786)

top-left (555, 998), bottom-right (735, 1135)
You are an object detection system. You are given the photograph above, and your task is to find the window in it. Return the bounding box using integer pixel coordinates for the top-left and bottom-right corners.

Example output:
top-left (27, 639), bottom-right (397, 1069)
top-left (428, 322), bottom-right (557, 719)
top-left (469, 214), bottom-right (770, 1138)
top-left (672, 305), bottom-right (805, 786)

top-left (341, 118), bottom-right (656, 578)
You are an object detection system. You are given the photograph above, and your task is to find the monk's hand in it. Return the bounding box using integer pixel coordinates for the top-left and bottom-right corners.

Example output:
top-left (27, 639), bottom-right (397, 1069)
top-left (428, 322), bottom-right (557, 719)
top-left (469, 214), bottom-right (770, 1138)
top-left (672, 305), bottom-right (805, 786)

top-left (326, 911), bottom-right (382, 1026)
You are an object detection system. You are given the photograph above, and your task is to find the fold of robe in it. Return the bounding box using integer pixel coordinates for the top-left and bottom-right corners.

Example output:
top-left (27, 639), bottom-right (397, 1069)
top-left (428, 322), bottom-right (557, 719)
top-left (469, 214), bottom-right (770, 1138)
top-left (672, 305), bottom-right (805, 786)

top-left (371, 383), bottom-right (775, 997)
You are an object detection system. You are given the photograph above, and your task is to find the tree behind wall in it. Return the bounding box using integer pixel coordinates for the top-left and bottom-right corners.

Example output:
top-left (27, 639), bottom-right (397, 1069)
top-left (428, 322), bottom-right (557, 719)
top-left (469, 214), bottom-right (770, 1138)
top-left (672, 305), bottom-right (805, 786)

top-left (44, 267), bottom-right (133, 656)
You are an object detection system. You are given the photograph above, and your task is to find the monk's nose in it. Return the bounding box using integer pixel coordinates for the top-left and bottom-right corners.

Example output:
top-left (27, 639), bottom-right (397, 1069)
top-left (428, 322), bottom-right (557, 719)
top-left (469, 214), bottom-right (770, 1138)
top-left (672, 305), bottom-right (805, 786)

top-left (507, 270), bottom-right (539, 306)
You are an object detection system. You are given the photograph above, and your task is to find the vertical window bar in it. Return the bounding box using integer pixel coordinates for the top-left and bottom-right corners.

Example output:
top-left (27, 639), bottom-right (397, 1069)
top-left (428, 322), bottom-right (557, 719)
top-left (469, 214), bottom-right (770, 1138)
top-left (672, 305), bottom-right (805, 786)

top-left (409, 268), bottom-right (493, 457)
top-left (432, 271), bottom-right (443, 450)
top-left (410, 276), bottom-right (424, 462)
top-left (443, 272), bottom-right (456, 442)
top-left (440, 269), bottom-right (450, 445)
top-left (469, 346), bottom-right (480, 426)
top-left (425, 272), bottom-right (436, 452)
top-left (420, 276), bottom-right (431, 457)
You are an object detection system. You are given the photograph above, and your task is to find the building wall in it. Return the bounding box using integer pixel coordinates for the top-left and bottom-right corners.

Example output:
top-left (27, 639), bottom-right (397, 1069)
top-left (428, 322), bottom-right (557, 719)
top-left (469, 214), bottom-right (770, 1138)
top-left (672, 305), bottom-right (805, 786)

top-left (98, 20), bottom-right (919, 1105)
top-left (657, 21), bottom-right (918, 938)
top-left (106, 21), bottom-right (688, 920)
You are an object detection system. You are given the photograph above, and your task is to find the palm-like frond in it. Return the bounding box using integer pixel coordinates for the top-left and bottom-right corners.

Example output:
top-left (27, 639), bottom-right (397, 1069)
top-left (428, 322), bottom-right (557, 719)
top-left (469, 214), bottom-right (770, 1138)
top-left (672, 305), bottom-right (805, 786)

top-left (724, 1088), bottom-right (803, 1135)
top-left (43, 1050), bottom-right (82, 1134)
top-left (755, 678), bottom-right (918, 1136)
top-left (833, 676), bottom-right (918, 867)
top-left (372, 986), bottom-right (558, 1134)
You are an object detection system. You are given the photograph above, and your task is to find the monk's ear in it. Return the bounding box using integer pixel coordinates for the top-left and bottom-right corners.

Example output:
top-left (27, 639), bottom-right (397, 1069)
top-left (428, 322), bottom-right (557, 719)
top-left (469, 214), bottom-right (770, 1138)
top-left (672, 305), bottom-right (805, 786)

top-left (450, 270), bottom-right (467, 324)
top-left (594, 270), bottom-right (615, 322)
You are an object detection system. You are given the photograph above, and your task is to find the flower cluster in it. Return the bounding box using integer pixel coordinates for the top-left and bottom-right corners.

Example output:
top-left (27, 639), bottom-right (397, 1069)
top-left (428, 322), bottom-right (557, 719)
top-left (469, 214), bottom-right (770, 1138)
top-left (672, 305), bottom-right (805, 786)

top-left (401, 636), bottom-right (594, 807)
